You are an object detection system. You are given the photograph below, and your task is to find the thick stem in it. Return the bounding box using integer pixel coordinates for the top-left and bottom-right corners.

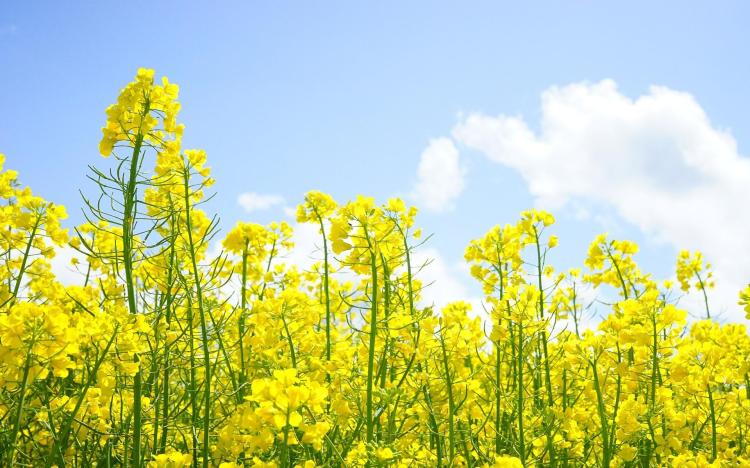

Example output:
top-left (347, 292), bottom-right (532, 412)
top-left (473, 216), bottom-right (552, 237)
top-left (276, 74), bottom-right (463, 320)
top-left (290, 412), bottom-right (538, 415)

top-left (124, 131), bottom-right (145, 468)
top-left (591, 358), bottom-right (611, 468)
top-left (707, 385), bottom-right (717, 461)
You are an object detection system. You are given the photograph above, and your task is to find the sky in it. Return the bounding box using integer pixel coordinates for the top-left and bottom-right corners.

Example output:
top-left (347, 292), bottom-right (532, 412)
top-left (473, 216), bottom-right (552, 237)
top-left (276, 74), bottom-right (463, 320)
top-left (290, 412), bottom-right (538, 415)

top-left (2, 1), bottom-right (750, 321)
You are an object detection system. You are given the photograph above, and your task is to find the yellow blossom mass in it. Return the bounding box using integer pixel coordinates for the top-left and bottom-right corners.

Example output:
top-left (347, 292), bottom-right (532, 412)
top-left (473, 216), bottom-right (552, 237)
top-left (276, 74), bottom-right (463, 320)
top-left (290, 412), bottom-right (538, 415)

top-left (1, 70), bottom-right (749, 468)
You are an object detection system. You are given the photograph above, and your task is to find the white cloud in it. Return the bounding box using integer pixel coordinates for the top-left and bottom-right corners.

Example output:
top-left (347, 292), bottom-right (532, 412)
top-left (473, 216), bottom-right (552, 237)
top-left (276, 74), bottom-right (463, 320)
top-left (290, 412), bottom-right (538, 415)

top-left (412, 138), bottom-right (466, 212)
top-left (283, 222), bottom-right (484, 317)
top-left (237, 192), bottom-right (285, 213)
top-left (452, 80), bottom-right (750, 321)
top-left (285, 222), bottom-right (323, 271)
top-left (283, 222), bottom-right (482, 315)
top-left (412, 247), bottom-right (483, 317)
top-left (49, 245), bottom-right (86, 286)
top-left (206, 222), bottom-right (322, 302)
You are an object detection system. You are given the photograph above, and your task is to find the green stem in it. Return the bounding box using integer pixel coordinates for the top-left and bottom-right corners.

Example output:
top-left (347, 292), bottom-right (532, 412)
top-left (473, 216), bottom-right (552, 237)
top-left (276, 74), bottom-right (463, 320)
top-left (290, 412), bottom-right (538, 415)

top-left (182, 164), bottom-right (211, 468)
top-left (8, 347), bottom-right (33, 467)
top-left (281, 311), bottom-right (297, 368)
top-left (517, 316), bottom-right (526, 462)
top-left (186, 291), bottom-right (199, 467)
top-left (534, 228), bottom-right (554, 409)
top-left (591, 358), bottom-right (611, 468)
top-left (10, 214), bottom-right (41, 303)
top-left (123, 102), bottom-right (148, 467)
top-left (280, 409), bottom-right (291, 468)
top-left (494, 264), bottom-right (506, 455)
top-left (439, 329), bottom-right (456, 463)
top-left (707, 384), bottom-right (717, 461)
top-left (238, 242), bottom-right (248, 400)
top-left (52, 329), bottom-right (118, 465)
top-left (159, 240), bottom-right (176, 453)
top-left (365, 231), bottom-right (379, 446)
top-left (315, 212), bottom-right (332, 379)
top-left (695, 271), bottom-right (711, 319)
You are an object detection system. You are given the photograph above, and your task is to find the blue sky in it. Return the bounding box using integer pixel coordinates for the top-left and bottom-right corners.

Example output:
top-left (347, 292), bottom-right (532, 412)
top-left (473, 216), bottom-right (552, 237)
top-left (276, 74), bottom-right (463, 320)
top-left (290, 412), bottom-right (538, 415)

top-left (2, 1), bottom-right (750, 320)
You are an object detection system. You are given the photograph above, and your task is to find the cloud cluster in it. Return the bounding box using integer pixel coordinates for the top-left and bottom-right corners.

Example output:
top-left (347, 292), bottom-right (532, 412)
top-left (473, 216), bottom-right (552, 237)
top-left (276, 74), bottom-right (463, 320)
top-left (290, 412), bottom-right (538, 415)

top-left (411, 137), bottom-right (466, 212)
top-left (452, 80), bottom-right (750, 320)
top-left (237, 192), bottom-right (285, 212)
top-left (411, 248), bottom-right (481, 313)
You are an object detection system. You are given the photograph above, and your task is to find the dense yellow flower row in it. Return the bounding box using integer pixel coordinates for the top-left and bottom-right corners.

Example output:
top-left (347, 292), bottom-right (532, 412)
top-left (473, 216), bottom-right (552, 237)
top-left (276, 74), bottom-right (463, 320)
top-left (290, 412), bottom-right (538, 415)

top-left (0, 69), bottom-right (749, 468)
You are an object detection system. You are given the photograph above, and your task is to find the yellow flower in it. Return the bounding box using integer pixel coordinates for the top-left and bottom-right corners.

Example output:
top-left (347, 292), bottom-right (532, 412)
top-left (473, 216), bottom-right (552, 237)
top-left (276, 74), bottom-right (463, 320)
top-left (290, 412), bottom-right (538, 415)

top-left (739, 284), bottom-right (750, 319)
top-left (492, 454), bottom-right (524, 468)
top-left (618, 444), bottom-right (638, 462)
top-left (375, 447), bottom-right (394, 461)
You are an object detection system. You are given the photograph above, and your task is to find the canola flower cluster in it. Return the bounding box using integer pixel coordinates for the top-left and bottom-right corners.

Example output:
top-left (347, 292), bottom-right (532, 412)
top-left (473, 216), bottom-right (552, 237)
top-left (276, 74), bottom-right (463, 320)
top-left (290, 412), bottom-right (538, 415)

top-left (1, 69), bottom-right (749, 468)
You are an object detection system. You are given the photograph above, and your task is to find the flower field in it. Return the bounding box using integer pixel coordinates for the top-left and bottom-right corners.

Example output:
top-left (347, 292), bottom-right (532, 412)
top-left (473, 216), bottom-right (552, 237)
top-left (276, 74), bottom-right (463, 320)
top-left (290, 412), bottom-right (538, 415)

top-left (1, 69), bottom-right (750, 467)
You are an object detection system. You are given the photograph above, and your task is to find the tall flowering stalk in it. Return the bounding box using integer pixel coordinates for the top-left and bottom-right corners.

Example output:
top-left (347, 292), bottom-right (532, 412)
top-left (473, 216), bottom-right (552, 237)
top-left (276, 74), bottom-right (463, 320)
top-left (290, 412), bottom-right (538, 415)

top-left (84, 68), bottom-right (181, 466)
